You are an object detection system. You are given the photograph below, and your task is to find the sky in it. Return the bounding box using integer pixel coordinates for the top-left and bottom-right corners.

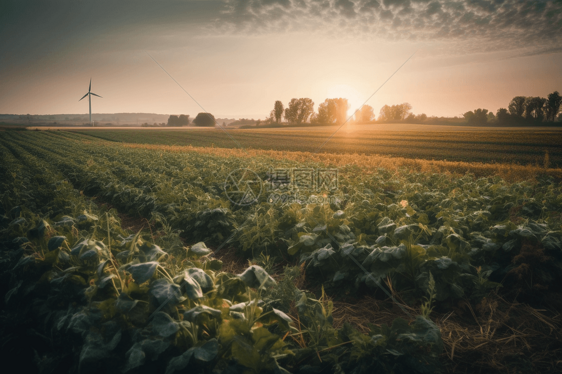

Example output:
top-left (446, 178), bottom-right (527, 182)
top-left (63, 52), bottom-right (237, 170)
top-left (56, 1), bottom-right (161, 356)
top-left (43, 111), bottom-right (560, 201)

top-left (0, 0), bottom-right (561, 119)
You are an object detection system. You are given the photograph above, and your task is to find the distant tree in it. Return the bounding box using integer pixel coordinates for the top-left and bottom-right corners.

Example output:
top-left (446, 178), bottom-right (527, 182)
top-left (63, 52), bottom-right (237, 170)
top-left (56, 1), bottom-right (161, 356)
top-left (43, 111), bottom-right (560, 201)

top-left (405, 113), bottom-right (415, 122)
top-left (357, 105), bottom-right (375, 122)
top-left (274, 101), bottom-right (284, 123)
top-left (333, 98), bottom-right (350, 125)
top-left (284, 108), bottom-right (291, 123)
top-left (474, 109), bottom-right (489, 124)
top-left (487, 112), bottom-right (496, 122)
top-left (508, 96), bottom-right (526, 117)
top-left (256, 119), bottom-right (261, 127)
top-left (379, 103), bottom-right (412, 122)
top-left (285, 98), bottom-right (314, 124)
top-left (415, 113), bottom-right (427, 122)
top-left (496, 108), bottom-right (510, 124)
top-left (464, 109), bottom-right (488, 125)
top-left (396, 103), bottom-right (412, 121)
top-left (193, 112), bottom-right (216, 127)
top-left (316, 99), bottom-right (338, 124)
top-left (524, 97), bottom-right (546, 122)
top-left (545, 91), bottom-right (562, 122)
top-left (167, 115), bottom-right (179, 126)
top-left (178, 114), bottom-right (190, 126)
top-left (378, 105), bottom-right (392, 121)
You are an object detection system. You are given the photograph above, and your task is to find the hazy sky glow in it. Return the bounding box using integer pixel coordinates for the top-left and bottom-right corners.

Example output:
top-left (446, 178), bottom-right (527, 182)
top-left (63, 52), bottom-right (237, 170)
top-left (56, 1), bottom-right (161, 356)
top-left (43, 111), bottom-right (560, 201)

top-left (1, 0), bottom-right (561, 118)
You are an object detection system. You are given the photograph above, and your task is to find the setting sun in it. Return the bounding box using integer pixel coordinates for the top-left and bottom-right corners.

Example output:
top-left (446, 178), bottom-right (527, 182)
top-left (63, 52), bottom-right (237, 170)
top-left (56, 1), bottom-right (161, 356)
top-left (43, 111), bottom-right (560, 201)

top-left (326, 84), bottom-right (366, 117)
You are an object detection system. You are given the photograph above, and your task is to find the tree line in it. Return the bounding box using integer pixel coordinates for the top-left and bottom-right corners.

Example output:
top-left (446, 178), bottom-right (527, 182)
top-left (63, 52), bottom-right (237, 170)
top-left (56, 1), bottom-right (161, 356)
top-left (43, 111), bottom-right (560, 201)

top-left (465, 91), bottom-right (562, 125)
top-left (166, 113), bottom-right (216, 127)
top-left (267, 91), bottom-right (562, 126)
top-left (266, 99), bottom-right (424, 125)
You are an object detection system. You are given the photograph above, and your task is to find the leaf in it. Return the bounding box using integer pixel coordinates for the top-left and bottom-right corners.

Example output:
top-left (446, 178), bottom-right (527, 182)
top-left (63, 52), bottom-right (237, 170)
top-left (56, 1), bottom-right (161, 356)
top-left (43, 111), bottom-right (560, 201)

top-left (434, 257), bottom-right (455, 270)
top-left (306, 244), bottom-right (336, 267)
top-left (316, 245), bottom-right (335, 261)
top-left (238, 265), bottom-right (277, 289)
top-left (54, 216), bottom-right (75, 227)
top-left (150, 279), bottom-right (184, 309)
top-left (77, 212), bottom-right (99, 222)
top-left (299, 233), bottom-right (318, 246)
top-left (44, 248), bottom-right (60, 266)
top-left (78, 333), bottom-right (111, 372)
top-left (98, 274), bottom-right (117, 289)
top-left (115, 292), bottom-right (138, 313)
top-left (5, 281), bottom-right (22, 304)
top-left (287, 242), bottom-right (303, 256)
top-left (80, 249), bottom-right (98, 261)
top-left (124, 339), bottom-right (170, 372)
top-left (333, 271), bottom-right (347, 282)
top-left (313, 224), bottom-right (327, 233)
top-left (206, 259), bottom-right (223, 271)
top-left (97, 260), bottom-right (110, 279)
top-left (189, 242), bottom-right (211, 257)
top-left (48, 236), bottom-right (66, 251)
top-left (502, 239), bottom-right (520, 252)
top-left (150, 312), bottom-right (179, 338)
top-left (183, 305), bottom-right (222, 322)
top-left (375, 235), bottom-right (391, 246)
top-left (259, 308), bottom-right (293, 331)
top-left (28, 219), bottom-right (49, 238)
top-left (116, 250), bottom-right (130, 261)
top-left (187, 268), bottom-right (214, 293)
top-left (71, 239), bottom-right (89, 256)
top-left (9, 206), bottom-right (21, 219)
top-left (417, 213), bottom-right (430, 225)
top-left (9, 217), bottom-right (26, 227)
top-left (180, 271), bottom-right (204, 300)
top-left (394, 225), bottom-right (413, 240)
top-left (139, 243), bottom-right (166, 261)
top-left (509, 227), bottom-right (537, 240)
top-left (386, 349), bottom-right (404, 356)
top-left (12, 237), bottom-right (29, 247)
top-left (231, 336), bottom-right (261, 370)
top-left (378, 218), bottom-right (396, 234)
top-left (333, 210), bottom-right (346, 219)
top-left (165, 339), bottom-right (218, 374)
top-left (542, 234), bottom-right (561, 251)
top-left (128, 262), bottom-right (158, 284)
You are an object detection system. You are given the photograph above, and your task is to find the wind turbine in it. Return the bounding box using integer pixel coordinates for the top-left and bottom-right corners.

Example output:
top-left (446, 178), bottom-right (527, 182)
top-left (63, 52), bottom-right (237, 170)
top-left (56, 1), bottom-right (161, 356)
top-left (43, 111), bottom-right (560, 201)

top-left (79, 79), bottom-right (102, 126)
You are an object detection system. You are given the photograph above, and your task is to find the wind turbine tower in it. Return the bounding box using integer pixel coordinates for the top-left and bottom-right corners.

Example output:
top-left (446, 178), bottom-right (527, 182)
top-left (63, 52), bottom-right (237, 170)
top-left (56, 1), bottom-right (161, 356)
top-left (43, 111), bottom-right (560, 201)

top-left (79, 79), bottom-right (102, 126)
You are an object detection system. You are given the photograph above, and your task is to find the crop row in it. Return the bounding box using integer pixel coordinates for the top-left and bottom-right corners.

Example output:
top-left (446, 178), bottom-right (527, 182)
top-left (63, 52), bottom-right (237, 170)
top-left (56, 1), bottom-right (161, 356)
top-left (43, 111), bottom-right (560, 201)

top-left (0, 134), bottom-right (443, 373)
top-left (2, 132), bottom-right (561, 309)
top-left (77, 128), bottom-right (562, 166)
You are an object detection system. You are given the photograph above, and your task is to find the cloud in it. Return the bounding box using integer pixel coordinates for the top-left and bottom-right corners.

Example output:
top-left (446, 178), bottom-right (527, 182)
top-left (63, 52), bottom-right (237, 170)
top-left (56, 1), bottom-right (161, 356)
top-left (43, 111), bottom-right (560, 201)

top-left (219, 0), bottom-right (562, 54)
top-left (1, 0), bottom-right (560, 65)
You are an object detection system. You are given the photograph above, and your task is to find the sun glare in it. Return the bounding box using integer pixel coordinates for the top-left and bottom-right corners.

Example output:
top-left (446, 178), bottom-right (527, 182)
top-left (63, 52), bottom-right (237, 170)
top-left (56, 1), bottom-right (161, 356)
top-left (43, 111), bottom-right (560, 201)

top-left (325, 84), bottom-right (366, 118)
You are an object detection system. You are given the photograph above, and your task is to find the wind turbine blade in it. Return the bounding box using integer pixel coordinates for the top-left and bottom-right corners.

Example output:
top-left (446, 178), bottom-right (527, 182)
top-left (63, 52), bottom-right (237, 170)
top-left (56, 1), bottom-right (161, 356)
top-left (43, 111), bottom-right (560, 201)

top-left (79, 92), bottom-right (89, 101)
top-left (90, 93), bottom-right (102, 98)
top-left (89, 79), bottom-right (91, 92)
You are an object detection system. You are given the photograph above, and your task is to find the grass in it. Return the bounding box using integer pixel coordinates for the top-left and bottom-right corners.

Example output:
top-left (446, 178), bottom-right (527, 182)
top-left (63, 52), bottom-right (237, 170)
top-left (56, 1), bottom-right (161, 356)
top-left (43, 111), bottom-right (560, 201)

top-left (73, 127), bottom-right (562, 167)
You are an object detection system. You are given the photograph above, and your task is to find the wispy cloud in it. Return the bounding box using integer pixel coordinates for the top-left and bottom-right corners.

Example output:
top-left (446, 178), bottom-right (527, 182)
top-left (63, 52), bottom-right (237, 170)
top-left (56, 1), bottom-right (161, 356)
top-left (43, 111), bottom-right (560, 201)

top-left (218, 0), bottom-right (562, 54)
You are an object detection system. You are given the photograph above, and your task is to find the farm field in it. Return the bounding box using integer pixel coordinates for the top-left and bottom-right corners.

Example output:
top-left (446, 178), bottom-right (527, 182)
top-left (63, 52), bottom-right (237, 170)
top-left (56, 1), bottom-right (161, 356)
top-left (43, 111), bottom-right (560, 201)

top-left (72, 125), bottom-right (562, 167)
top-left (1, 130), bottom-right (562, 374)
